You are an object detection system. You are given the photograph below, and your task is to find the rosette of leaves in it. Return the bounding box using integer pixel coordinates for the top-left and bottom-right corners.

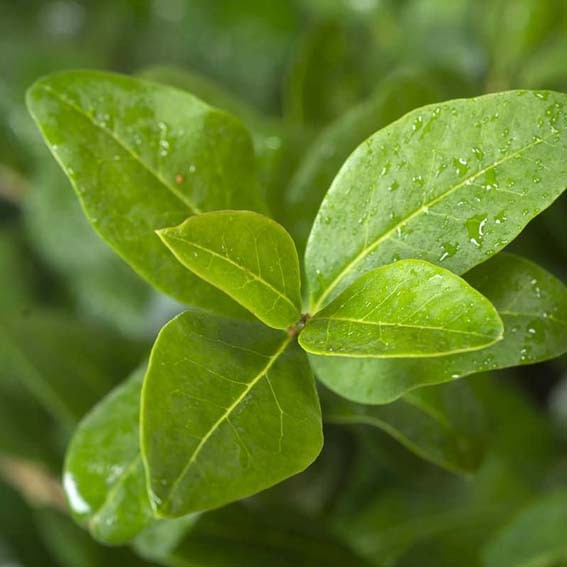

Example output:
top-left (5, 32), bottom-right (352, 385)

top-left (27, 71), bottom-right (567, 547)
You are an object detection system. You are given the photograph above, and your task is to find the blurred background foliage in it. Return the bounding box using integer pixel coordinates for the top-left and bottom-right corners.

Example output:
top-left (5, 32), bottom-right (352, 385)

top-left (0, 0), bottom-right (566, 565)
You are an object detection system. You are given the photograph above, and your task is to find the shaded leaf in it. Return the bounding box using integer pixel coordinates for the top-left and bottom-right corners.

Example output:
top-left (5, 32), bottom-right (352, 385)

top-left (482, 489), bottom-right (567, 567)
top-left (159, 211), bottom-right (302, 329)
top-left (306, 90), bottom-right (567, 311)
top-left (26, 70), bottom-right (264, 317)
top-left (322, 379), bottom-right (485, 474)
top-left (311, 253), bottom-right (567, 403)
top-left (300, 259), bottom-right (503, 358)
top-left (141, 310), bottom-right (322, 517)
top-left (64, 366), bottom-right (153, 545)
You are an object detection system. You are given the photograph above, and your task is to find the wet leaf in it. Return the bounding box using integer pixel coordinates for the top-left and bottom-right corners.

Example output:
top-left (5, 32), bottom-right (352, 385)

top-left (26, 70), bottom-right (265, 317)
top-left (159, 211), bottom-right (302, 330)
top-left (141, 310), bottom-right (322, 517)
top-left (306, 90), bottom-right (567, 311)
top-left (64, 366), bottom-right (153, 545)
top-left (300, 260), bottom-right (503, 358)
top-left (311, 253), bottom-right (567, 403)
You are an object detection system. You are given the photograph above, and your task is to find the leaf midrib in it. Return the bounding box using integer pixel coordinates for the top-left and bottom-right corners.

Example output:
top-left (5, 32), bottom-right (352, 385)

top-left (160, 335), bottom-right (292, 511)
top-left (312, 128), bottom-right (563, 311)
top-left (164, 234), bottom-right (299, 313)
top-left (311, 315), bottom-right (500, 340)
top-left (36, 83), bottom-right (202, 215)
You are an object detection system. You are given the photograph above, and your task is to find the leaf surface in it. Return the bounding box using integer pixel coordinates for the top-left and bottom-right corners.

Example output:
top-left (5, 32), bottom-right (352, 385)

top-left (300, 260), bottom-right (503, 358)
top-left (311, 253), bottom-right (567, 403)
top-left (26, 70), bottom-right (264, 316)
top-left (64, 366), bottom-right (153, 545)
top-left (322, 380), bottom-right (485, 474)
top-left (306, 90), bottom-right (567, 310)
top-left (141, 310), bottom-right (322, 517)
top-left (159, 211), bottom-right (302, 329)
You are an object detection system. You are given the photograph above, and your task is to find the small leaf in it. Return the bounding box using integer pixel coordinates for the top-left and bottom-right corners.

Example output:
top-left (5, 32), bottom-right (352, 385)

top-left (141, 310), bottom-right (322, 517)
top-left (306, 90), bottom-right (567, 311)
top-left (311, 253), bottom-right (567, 404)
top-left (158, 211), bottom-right (302, 330)
top-left (300, 260), bottom-right (503, 358)
top-left (482, 489), bottom-right (567, 567)
top-left (26, 70), bottom-right (265, 316)
top-left (64, 366), bottom-right (153, 544)
top-left (322, 380), bottom-right (485, 474)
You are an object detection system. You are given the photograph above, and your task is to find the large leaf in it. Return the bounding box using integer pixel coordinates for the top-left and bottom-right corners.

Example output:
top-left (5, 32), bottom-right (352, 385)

top-left (26, 70), bottom-right (264, 317)
top-left (482, 489), bottom-right (567, 567)
top-left (0, 310), bottom-right (144, 423)
top-left (64, 366), bottom-right (153, 545)
top-left (134, 504), bottom-right (370, 567)
top-left (158, 211), bottom-right (302, 329)
top-left (322, 379), bottom-right (485, 474)
top-left (283, 70), bottom-right (441, 251)
top-left (300, 260), bottom-right (503, 358)
top-left (306, 90), bottom-right (567, 311)
top-left (141, 310), bottom-right (323, 517)
top-left (312, 253), bottom-right (567, 403)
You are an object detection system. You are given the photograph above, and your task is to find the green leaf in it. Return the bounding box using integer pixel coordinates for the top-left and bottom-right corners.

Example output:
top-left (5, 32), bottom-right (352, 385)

top-left (300, 260), bottom-right (503, 358)
top-left (283, 70), bottom-right (442, 251)
top-left (0, 310), bottom-right (144, 423)
top-left (158, 211), bottom-right (302, 329)
top-left (26, 70), bottom-right (265, 317)
top-left (311, 253), bottom-right (567, 403)
top-left (306, 90), bottom-right (567, 311)
top-left (322, 379), bottom-right (485, 474)
top-left (482, 489), bottom-right (567, 567)
top-left (141, 310), bottom-right (322, 517)
top-left (64, 366), bottom-right (153, 545)
top-left (135, 503), bottom-right (370, 567)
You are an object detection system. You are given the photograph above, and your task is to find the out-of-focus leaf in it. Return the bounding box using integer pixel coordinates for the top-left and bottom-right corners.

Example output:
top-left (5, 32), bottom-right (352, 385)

top-left (0, 310), bottom-right (144, 423)
top-left (284, 70), bottom-right (441, 251)
top-left (64, 366), bottom-right (153, 545)
top-left (134, 503), bottom-right (370, 567)
top-left (306, 91), bottom-right (567, 311)
top-left (26, 70), bottom-right (265, 316)
top-left (482, 489), bottom-right (567, 567)
top-left (141, 310), bottom-right (322, 517)
top-left (301, 259), bottom-right (503, 358)
top-left (312, 253), bottom-right (567, 404)
top-left (159, 211), bottom-right (302, 330)
top-left (322, 379), bottom-right (485, 474)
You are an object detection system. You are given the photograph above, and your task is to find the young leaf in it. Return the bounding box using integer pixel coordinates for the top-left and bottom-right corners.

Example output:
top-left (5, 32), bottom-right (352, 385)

top-left (63, 366), bottom-right (153, 545)
top-left (26, 70), bottom-right (265, 317)
top-left (306, 90), bottom-right (567, 311)
top-left (300, 260), bottom-right (503, 358)
top-left (311, 253), bottom-right (567, 404)
top-left (158, 211), bottom-right (302, 330)
top-left (141, 310), bottom-right (322, 517)
top-left (322, 380), bottom-right (485, 474)
top-left (482, 489), bottom-right (567, 567)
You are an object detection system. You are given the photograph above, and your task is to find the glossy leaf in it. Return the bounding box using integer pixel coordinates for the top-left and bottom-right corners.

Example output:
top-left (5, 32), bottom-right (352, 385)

top-left (284, 70), bottom-right (441, 251)
top-left (141, 310), bottom-right (322, 517)
top-left (322, 379), bottom-right (485, 474)
top-left (306, 90), bottom-right (567, 311)
top-left (26, 70), bottom-right (264, 317)
top-left (64, 366), bottom-right (153, 545)
top-left (300, 260), bottom-right (503, 358)
top-left (482, 489), bottom-right (567, 567)
top-left (311, 253), bottom-right (567, 403)
top-left (0, 310), bottom-right (144, 423)
top-left (158, 211), bottom-right (302, 330)
top-left (134, 504), bottom-right (370, 567)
